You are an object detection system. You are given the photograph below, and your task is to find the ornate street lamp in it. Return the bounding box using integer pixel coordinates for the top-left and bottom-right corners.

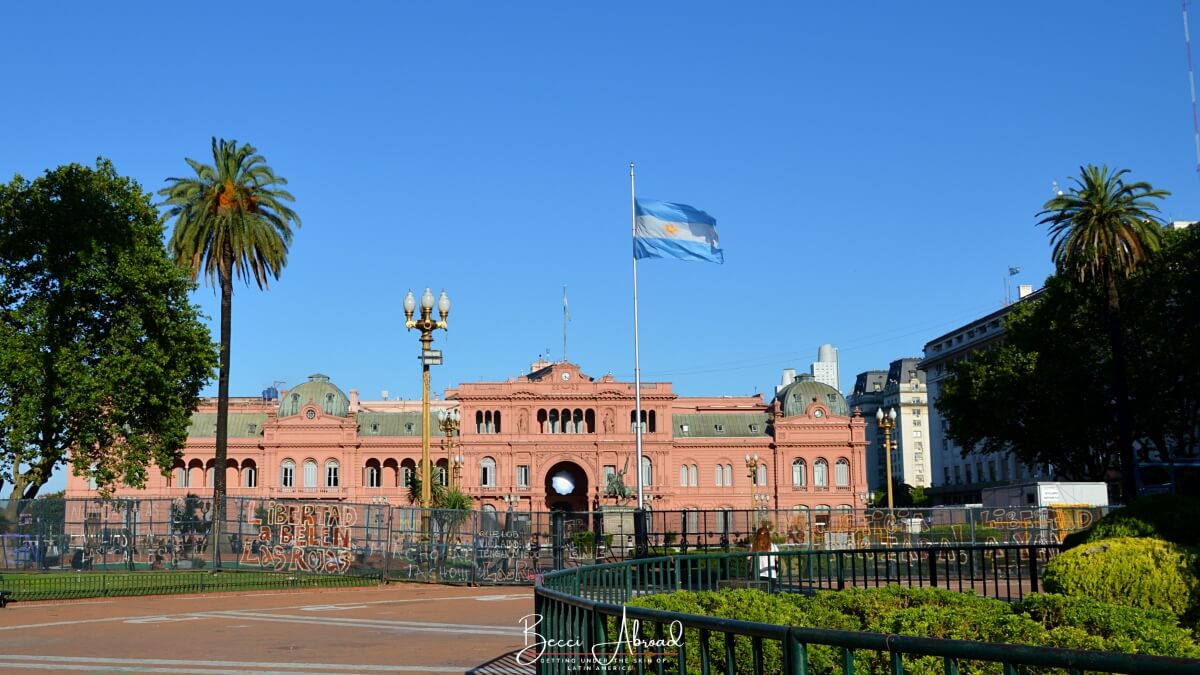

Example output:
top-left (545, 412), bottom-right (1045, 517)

top-left (437, 408), bottom-right (461, 489)
top-left (876, 407), bottom-right (898, 512)
top-left (404, 288), bottom-right (450, 509)
top-left (452, 453), bottom-right (465, 487)
top-left (745, 453), bottom-right (760, 513)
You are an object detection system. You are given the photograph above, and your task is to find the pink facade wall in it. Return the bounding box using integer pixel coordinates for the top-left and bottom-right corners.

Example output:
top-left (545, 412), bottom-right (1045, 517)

top-left (66, 362), bottom-right (869, 513)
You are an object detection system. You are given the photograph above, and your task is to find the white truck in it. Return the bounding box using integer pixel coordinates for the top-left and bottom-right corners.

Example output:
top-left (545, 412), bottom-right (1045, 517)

top-left (980, 481), bottom-right (1109, 509)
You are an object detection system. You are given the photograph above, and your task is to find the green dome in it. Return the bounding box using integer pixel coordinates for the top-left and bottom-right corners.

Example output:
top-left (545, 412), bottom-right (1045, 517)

top-left (279, 374), bottom-right (350, 417)
top-left (776, 374), bottom-right (849, 418)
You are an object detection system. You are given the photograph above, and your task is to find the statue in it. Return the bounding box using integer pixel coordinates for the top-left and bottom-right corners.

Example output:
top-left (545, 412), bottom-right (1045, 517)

top-left (602, 410), bottom-right (614, 434)
top-left (604, 457), bottom-right (632, 503)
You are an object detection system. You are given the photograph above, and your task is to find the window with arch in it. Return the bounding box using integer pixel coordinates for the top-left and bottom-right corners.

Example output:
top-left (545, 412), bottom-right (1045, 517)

top-left (791, 504), bottom-right (811, 529)
top-left (835, 458), bottom-right (850, 487)
top-left (401, 459), bottom-right (416, 488)
top-left (813, 459), bottom-right (829, 487)
top-left (792, 459), bottom-right (806, 487)
top-left (243, 463), bottom-right (257, 488)
top-left (629, 409), bottom-right (657, 433)
top-left (366, 463), bottom-right (381, 488)
top-left (680, 464), bottom-right (688, 487)
top-left (325, 460), bottom-right (340, 488)
top-left (280, 460), bottom-right (295, 489)
top-left (175, 466), bottom-right (189, 488)
top-left (303, 460), bottom-right (317, 489)
top-left (640, 457), bottom-right (653, 486)
top-left (756, 463), bottom-right (767, 486)
top-left (724, 464), bottom-right (733, 487)
top-left (480, 457), bottom-right (496, 487)
top-left (814, 504), bottom-right (832, 527)
top-left (689, 464), bottom-right (697, 487)
top-left (715, 464), bottom-right (725, 487)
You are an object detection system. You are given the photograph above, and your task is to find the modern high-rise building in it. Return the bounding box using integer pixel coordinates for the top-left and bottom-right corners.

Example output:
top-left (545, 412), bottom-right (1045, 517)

top-left (811, 344), bottom-right (840, 391)
top-left (921, 286), bottom-right (1049, 504)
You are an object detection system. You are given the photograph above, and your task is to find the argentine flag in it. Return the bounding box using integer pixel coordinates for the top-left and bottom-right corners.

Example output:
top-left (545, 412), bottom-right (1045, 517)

top-left (634, 199), bottom-right (724, 264)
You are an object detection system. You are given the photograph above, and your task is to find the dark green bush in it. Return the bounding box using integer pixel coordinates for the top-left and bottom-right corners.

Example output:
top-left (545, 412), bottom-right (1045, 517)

top-left (1042, 537), bottom-right (1199, 618)
top-left (628, 585), bottom-right (1200, 674)
top-left (1015, 593), bottom-right (1200, 658)
top-left (1064, 494), bottom-right (1200, 549)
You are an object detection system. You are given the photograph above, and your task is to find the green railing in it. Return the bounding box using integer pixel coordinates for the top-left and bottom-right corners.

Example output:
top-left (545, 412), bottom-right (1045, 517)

top-left (533, 546), bottom-right (1200, 675)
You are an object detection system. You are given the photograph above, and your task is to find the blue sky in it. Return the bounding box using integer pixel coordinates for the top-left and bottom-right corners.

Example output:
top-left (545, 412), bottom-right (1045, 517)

top-left (4, 2), bottom-right (1199, 492)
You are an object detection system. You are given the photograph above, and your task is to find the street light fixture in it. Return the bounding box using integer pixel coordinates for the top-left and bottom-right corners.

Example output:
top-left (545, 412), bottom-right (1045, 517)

top-left (437, 408), bottom-right (461, 489)
top-left (452, 453), bottom-right (465, 487)
top-left (745, 453), bottom-right (760, 513)
top-left (404, 287), bottom-right (450, 509)
top-left (875, 407), bottom-right (898, 513)
top-left (503, 494), bottom-right (520, 512)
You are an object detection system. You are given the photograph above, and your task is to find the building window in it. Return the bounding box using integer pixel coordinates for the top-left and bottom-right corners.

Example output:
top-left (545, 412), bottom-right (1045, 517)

top-left (480, 457), bottom-right (496, 487)
top-left (944, 467), bottom-right (951, 484)
top-left (814, 459), bottom-right (829, 487)
top-left (405, 422), bottom-right (414, 433)
top-left (714, 424), bottom-right (725, 434)
top-left (517, 465), bottom-right (529, 488)
top-left (966, 466), bottom-right (973, 483)
top-left (680, 465), bottom-right (689, 486)
top-left (281, 460), bottom-right (295, 488)
top-left (603, 465), bottom-right (616, 485)
top-left (640, 457), bottom-right (653, 486)
top-left (325, 460), bottom-right (340, 488)
top-left (175, 466), bottom-right (189, 488)
top-left (244, 465), bottom-right (257, 488)
top-left (367, 465), bottom-right (381, 488)
top-left (715, 464), bottom-right (724, 486)
top-left (912, 418), bottom-right (921, 427)
top-left (303, 460), bottom-right (317, 488)
top-left (792, 459), bottom-right (806, 487)
top-left (954, 465), bottom-right (961, 484)
top-left (679, 424), bottom-right (689, 435)
top-left (724, 464), bottom-right (733, 487)
top-left (756, 463), bottom-right (767, 486)
top-left (689, 464), bottom-right (697, 487)
top-left (685, 508), bottom-right (699, 534)
top-left (749, 423), bottom-right (760, 433)
top-left (834, 458), bottom-right (850, 487)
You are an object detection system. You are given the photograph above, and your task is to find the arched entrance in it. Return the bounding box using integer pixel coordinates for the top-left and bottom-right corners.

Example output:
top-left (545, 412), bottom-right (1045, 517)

top-left (543, 461), bottom-right (589, 512)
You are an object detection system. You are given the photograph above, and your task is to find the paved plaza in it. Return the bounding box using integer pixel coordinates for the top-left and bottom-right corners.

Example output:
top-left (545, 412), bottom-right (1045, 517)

top-left (0, 584), bottom-right (535, 674)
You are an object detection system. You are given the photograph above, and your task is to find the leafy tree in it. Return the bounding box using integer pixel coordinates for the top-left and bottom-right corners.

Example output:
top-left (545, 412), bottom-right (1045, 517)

top-left (938, 225), bottom-right (1200, 486)
top-left (1038, 165), bottom-right (1168, 501)
top-left (158, 138), bottom-right (300, 536)
top-left (0, 160), bottom-right (215, 517)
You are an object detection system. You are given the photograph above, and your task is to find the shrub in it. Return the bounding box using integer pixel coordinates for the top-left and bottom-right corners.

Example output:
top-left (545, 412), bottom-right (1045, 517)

top-left (1015, 593), bottom-right (1200, 658)
top-left (629, 586), bottom-right (1200, 674)
top-left (1063, 494), bottom-right (1200, 549)
top-left (1041, 537), bottom-right (1199, 619)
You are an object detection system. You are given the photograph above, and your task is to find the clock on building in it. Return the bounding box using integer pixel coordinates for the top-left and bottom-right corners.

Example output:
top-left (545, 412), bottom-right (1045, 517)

top-left (561, 372), bottom-right (570, 381)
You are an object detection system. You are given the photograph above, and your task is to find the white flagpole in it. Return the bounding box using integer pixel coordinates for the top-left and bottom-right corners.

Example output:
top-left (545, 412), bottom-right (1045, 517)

top-left (630, 161), bottom-right (645, 510)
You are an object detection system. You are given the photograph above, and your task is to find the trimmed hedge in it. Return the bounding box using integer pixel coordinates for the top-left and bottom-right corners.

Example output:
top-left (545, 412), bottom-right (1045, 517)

top-left (626, 587), bottom-right (1200, 675)
top-left (1041, 537), bottom-right (1200, 619)
top-left (1062, 494), bottom-right (1200, 549)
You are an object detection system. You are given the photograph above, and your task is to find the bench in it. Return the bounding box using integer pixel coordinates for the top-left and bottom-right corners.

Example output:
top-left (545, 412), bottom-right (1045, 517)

top-left (0, 575), bottom-right (10, 608)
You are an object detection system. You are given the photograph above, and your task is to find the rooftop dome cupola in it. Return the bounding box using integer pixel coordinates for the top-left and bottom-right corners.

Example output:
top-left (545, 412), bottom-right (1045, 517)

top-left (775, 373), bottom-right (849, 418)
top-left (279, 373), bottom-right (351, 417)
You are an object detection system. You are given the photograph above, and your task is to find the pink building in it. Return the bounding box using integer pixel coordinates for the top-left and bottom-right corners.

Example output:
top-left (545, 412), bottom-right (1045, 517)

top-left (67, 361), bottom-right (869, 521)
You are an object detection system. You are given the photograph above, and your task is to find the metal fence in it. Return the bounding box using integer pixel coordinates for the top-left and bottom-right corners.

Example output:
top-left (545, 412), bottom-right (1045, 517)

top-left (0, 498), bottom-right (1111, 586)
top-left (535, 549), bottom-right (1200, 675)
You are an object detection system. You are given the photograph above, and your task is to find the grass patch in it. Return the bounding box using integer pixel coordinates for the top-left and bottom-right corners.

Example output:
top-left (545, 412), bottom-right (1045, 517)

top-left (0, 571), bottom-right (378, 602)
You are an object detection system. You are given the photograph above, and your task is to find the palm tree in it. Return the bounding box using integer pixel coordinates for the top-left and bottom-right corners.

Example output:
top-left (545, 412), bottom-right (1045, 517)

top-left (159, 138), bottom-right (300, 560)
top-left (1037, 165), bottom-right (1167, 502)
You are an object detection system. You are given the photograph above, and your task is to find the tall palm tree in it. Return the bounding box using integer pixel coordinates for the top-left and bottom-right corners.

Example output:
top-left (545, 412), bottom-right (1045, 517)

top-left (159, 138), bottom-right (300, 560)
top-left (1037, 165), bottom-right (1167, 502)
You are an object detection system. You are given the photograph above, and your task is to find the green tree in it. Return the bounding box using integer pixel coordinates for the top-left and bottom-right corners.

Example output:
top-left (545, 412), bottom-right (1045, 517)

top-left (1038, 165), bottom-right (1168, 501)
top-left (0, 160), bottom-right (215, 517)
top-left (938, 276), bottom-right (1120, 481)
top-left (158, 138), bottom-right (300, 538)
